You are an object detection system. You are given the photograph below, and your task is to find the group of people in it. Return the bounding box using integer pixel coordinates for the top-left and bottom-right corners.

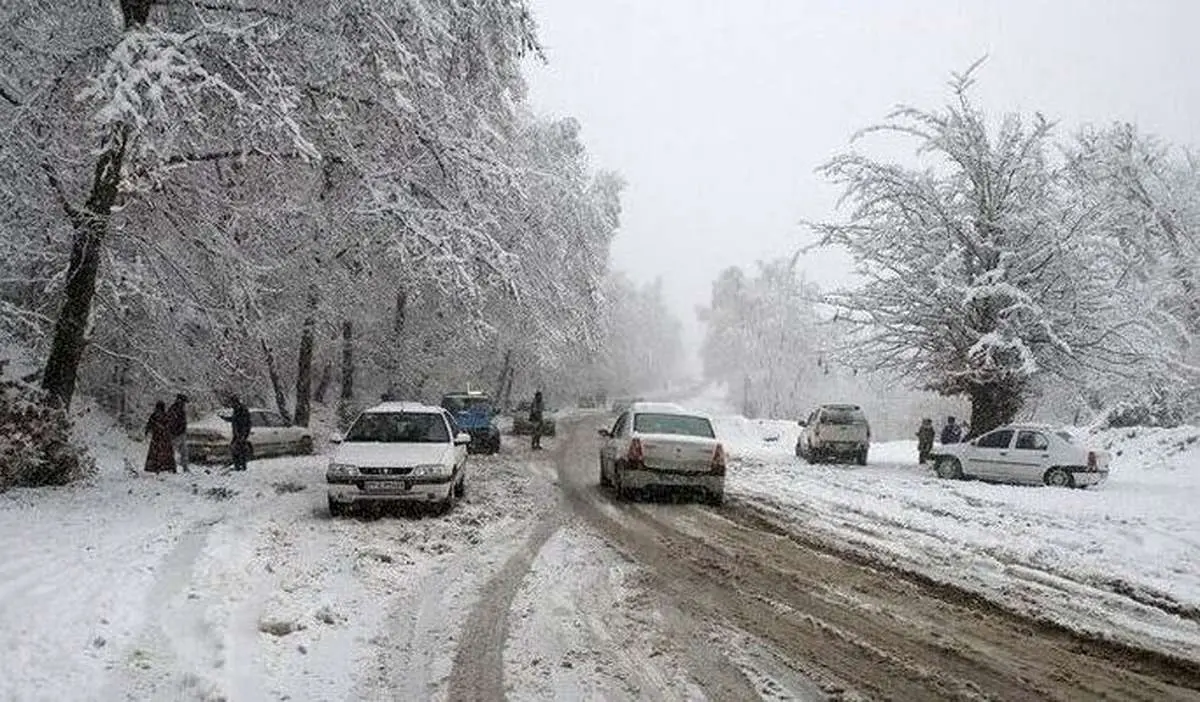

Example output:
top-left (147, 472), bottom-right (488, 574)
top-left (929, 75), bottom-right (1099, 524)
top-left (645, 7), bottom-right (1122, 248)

top-left (915, 415), bottom-right (968, 464)
top-left (143, 394), bottom-right (252, 474)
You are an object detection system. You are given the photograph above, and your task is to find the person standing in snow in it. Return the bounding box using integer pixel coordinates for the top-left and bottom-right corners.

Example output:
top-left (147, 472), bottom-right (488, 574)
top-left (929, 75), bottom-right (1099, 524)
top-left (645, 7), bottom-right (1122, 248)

top-left (916, 418), bottom-right (935, 464)
top-left (143, 401), bottom-right (177, 474)
top-left (940, 416), bottom-right (963, 445)
top-left (529, 390), bottom-right (545, 451)
top-left (225, 395), bottom-right (252, 471)
top-left (166, 393), bottom-right (189, 472)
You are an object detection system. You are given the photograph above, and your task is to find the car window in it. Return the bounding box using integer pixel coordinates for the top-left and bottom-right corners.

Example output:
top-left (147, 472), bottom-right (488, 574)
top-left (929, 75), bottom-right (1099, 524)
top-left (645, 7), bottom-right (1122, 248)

top-left (250, 411), bottom-right (271, 428)
top-left (441, 395), bottom-right (493, 414)
top-left (1015, 431), bottom-right (1048, 451)
top-left (267, 412), bottom-right (289, 428)
top-left (345, 412), bottom-right (450, 443)
top-left (444, 412), bottom-right (462, 436)
top-left (818, 407), bottom-right (866, 425)
top-left (976, 429), bottom-right (1014, 449)
top-left (632, 413), bottom-right (715, 438)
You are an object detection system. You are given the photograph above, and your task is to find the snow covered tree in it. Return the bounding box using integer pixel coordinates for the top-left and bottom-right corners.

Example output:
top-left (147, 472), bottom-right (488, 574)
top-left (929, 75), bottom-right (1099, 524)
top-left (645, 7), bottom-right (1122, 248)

top-left (812, 65), bottom-right (1156, 436)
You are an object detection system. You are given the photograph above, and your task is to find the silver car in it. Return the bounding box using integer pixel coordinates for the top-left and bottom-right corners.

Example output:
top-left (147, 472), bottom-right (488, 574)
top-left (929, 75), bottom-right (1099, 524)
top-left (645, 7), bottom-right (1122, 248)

top-left (186, 407), bottom-right (313, 464)
top-left (598, 402), bottom-right (726, 506)
top-left (930, 424), bottom-right (1111, 488)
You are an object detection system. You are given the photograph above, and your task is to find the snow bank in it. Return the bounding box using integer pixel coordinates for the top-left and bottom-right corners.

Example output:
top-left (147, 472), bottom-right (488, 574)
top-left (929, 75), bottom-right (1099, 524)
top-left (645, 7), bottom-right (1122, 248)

top-left (720, 415), bottom-right (1200, 661)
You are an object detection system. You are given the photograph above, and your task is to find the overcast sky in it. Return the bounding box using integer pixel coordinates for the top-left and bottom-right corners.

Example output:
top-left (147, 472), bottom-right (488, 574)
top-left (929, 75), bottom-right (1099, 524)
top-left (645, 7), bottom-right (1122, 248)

top-left (522, 0), bottom-right (1200, 371)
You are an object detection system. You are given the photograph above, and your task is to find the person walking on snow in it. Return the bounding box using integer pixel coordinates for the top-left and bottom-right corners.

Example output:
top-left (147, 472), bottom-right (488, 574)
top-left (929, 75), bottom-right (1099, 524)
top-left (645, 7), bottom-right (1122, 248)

top-left (916, 418), bottom-right (935, 464)
top-left (143, 401), bottom-right (177, 474)
top-left (940, 416), bottom-right (963, 445)
top-left (167, 393), bottom-right (189, 472)
top-left (529, 390), bottom-right (545, 451)
top-left (225, 395), bottom-right (252, 471)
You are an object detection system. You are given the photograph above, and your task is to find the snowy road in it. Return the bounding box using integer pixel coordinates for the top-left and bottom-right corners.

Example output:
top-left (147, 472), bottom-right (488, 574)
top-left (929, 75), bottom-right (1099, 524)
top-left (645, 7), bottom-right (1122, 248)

top-left (4, 415), bottom-right (1200, 700)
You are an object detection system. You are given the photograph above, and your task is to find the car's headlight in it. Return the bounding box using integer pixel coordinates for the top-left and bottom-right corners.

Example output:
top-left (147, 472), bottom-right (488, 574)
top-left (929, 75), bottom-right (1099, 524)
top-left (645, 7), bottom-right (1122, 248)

top-left (411, 463), bottom-right (451, 477)
top-left (328, 462), bottom-right (358, 477)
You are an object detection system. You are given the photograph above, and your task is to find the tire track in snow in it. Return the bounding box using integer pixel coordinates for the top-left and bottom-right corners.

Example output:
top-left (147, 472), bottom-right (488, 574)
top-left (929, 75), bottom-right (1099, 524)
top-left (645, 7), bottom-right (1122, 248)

top-left (446, 514), bottom-right (562, 701)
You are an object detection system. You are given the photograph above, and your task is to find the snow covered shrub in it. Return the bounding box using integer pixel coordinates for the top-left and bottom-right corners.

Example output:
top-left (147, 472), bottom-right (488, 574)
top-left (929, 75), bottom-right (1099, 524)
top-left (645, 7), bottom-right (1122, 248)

top-left (1102, 387), bottom-right (1193, 429)
top-left (0, 380), bottom-right (96, 491)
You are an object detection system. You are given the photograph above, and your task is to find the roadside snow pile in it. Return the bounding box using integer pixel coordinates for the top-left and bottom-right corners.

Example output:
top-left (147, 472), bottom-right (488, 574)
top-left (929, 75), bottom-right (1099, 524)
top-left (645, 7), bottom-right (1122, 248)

top-left (725, 418), bottom-right (1200, 662)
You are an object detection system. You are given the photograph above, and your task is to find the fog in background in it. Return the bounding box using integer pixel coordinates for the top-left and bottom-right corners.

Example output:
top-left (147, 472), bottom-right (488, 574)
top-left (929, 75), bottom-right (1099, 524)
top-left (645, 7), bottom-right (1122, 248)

top-left (523, 0), bottom-right (1200, 375)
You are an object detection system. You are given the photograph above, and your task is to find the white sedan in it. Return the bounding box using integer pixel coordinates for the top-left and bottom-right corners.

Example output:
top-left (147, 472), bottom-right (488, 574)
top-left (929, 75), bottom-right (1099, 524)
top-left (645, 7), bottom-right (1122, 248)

top-left (929, 423), bottom-right (1110, 488)
top-left (326, 401), bottom-right (471, 516)
top-left (186, 407), bottom-right (313, 464)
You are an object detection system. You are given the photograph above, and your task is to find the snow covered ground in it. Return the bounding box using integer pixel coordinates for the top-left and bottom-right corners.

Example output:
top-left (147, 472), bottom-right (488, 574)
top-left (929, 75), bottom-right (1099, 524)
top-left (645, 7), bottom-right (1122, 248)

top-left (709, 409), bottom-right (1200, 662)
top-left (0, 405), bottom-right (546, 702)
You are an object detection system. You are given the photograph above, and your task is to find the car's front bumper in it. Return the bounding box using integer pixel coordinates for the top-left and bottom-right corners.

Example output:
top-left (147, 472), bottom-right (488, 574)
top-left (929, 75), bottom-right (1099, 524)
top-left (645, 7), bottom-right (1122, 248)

top-left (1071, 469), bottom-right (1109, 487)
top-left (186, 440), bottom-right (230, 463)
top-left (327, 474), bottom-right (454, 504)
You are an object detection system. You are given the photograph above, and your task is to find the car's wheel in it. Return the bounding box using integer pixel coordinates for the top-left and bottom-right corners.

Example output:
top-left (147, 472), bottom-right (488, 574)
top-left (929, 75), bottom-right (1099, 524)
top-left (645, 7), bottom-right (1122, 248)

top-left (299, 436), bottom-right (314, 455)
top-left (856, 448), bottom-right (868, 466)
top-left (1044, 467), bottom-right (1074, 488)
top-left (328, 496), bottom-right (348, 518)
top-left (934, 456), bottom-right (963, 480)
top-left (704, 490), bottom-right (725, 507)
top-left (454, 475), bottom-right (466, 498)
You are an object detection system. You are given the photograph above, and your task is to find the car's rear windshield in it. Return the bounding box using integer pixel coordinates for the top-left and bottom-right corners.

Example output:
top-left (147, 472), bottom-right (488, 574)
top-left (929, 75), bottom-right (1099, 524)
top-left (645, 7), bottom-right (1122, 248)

top-left (346, 412), bottom-right (449, 443)
top-left (441, 396), bottom-right (492, 413)
top-left (820, 407), bottom-right (866, 425)
top-left (633, 413), bottom-right (715, 438)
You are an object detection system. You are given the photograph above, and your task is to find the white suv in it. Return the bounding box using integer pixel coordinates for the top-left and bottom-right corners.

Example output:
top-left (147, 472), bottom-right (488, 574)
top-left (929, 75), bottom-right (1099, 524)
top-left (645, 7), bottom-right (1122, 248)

top-left (326, 401), bottom-right (471, 516)
top-left (796, 404), bottom-right (871, 465)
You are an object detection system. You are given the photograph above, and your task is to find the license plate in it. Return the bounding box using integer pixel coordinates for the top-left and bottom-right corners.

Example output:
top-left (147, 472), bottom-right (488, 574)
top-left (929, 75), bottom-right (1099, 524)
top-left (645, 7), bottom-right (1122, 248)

top-left (365, 481), bottom-right (409, 492)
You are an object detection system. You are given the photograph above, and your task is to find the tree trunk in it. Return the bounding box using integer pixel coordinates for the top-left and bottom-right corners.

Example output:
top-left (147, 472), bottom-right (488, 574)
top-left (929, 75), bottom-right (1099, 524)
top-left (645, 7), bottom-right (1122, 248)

top-left (313, 361), bottom-right (333, 403)
top-left (965, 380), bottom-right (1025, 439)
top-left (261, 338), bottom-right (291, 422)
top-left (494, 348), bottom-right (513, 402)
top-left (340, 320), bottom-right (354, 401)
top-left (41, 133), bottom-right (128, 408)
top-left (292, 291), bottom-right (317, 426)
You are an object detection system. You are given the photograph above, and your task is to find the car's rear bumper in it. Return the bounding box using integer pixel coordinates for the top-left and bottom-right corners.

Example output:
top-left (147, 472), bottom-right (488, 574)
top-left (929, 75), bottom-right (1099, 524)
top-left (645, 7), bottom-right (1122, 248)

top-left (327, 474), bottom-right (454, 504)
top-left (186, 441), bottom-right (230, 463)
top-left (622, 466), bottom-right (724, 493)
top-left (811, 441), bottom-right (868, 457)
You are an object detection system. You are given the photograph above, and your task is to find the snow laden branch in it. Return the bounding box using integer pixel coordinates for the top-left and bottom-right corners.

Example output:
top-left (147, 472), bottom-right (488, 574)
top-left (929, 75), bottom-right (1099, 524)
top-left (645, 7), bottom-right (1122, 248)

top-left (812, 65), bottom-right (1169, 435)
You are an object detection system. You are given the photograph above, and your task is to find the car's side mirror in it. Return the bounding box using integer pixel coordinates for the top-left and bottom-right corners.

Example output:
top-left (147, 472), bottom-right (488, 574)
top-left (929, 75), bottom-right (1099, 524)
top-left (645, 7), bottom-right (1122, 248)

top-left (454, 432), bottom-right (472, 446)
top-left (797, 420), bottom-right (807, 427)
top-left (598, 429), bottom-right (611, 438)
top-left (330, 432), bottom-right (343, 444)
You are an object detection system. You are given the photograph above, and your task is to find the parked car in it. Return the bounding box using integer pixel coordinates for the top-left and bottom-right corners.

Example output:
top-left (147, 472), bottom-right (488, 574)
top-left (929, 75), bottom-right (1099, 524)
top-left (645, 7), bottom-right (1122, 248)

top-left (929, 424), bottom-right (1111, 488)
top-left (598, 402), bottom-right (726, 506)
top-left (326, 401), bottom-right (471, 516)
top-left (440, 390), bottom-right (501, 454)
top-left (186, 407), bottom-right (313, 464)
top-left (796, 404), bottom-right (871, 465)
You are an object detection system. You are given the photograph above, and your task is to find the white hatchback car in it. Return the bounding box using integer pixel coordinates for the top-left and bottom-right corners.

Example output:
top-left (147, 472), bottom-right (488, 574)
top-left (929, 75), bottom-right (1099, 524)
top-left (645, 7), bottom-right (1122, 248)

top-left (929, 423), bottom-right (1110, 488)
top-left (326, 402), bottom-right (471, 516)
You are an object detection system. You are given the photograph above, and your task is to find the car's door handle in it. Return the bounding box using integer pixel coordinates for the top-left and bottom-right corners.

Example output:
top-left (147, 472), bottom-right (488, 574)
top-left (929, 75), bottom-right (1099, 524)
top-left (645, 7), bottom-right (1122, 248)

top-left (1041, 454), bottom-right (1049, 458)
top-left (998, 451), bottom-right (1007, 456)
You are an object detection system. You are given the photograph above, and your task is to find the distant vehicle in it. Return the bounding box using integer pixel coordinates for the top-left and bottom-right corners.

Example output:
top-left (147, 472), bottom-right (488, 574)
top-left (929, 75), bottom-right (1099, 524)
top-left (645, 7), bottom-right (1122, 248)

top-left (326, 401), bottom-right (470, 516)
top-left (598, 402), bottom-right (726, 506)
top-left (186, 407), bottom-right (313, 464)
top-left (577, 392), bottom-right (607, 409)
top-left (796, 404), bottom-right (871, 465)
top-left (440, 390), bottom-right (501, 454)
top-left (929, 424), bottom-right (1111, 488)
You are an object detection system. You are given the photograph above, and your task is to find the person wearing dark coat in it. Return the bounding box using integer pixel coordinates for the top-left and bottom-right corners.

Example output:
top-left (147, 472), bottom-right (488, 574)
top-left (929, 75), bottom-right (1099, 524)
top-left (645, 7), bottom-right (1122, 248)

top-left (144, 401), bottom-right (177, 474)
top-left (529, 390), bottom-right (545, 451)
top-left (226, 395), bottom-right (253, 471)
top-left (916, 418), bottom-right (935, 464)
top-left (940, 416), bottom-right (963, 445)
top-left (166, 393), bottom-right (189, 472)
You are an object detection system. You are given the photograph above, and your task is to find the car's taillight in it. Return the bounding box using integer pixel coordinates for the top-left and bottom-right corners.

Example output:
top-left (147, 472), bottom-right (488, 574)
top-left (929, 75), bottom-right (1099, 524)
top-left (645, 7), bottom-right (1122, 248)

top-left (1087, 451), bottom-right (1097, 471)
top-left (626, 438), bottom-right (644, 466)
top-left (711, 443), bottom-right (727, 476)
